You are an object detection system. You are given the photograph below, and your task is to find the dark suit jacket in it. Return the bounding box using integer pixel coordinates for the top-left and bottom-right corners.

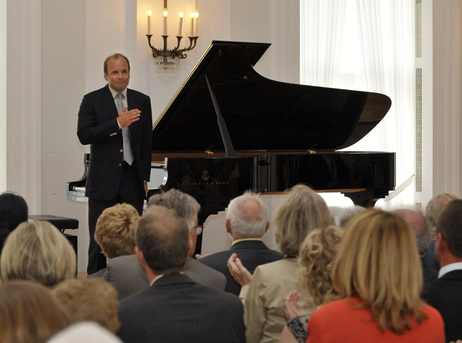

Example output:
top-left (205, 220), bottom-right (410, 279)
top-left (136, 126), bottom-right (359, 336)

top-left (77, 85), bottom-right (152, 199)
top-left (103, 254), bottom-right (226, 300)
top-left (118, 273), bottom-right (245, 343)
top-left (422, 269), bottom-right (462, 343)
top-left (199, 239), bottom-right (284, 295)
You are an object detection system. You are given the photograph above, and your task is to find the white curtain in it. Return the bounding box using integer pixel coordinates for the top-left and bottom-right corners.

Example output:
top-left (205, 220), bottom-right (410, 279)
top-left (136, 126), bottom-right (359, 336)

top-left (300, 0), bottom-right (415, 208)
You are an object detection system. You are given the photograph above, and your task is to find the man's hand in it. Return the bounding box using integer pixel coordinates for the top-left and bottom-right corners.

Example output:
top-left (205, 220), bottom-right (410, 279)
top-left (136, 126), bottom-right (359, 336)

top-left (118, 106), bottom-right (141, 128)
top-left (144, 181), bottom-right (148, 195)
top-left (227, 253), bottom-right (252, 286)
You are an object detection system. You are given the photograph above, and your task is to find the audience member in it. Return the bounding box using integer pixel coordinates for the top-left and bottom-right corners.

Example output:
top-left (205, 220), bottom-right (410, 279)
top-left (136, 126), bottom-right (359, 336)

top-left (90, 203), bottom-right (139, 277)
top-left (105, 189), bottom-right (225, 299)
top-left (52, 278), bottom-right (120, 334)
top-left (117, 205), bottom-right (245, 343)
top-left (0, 192), bottom-right (28, 255)
top-left (280, 225), bottom-right (343, 343)
top-left (0, 280), bottom-right (70, 343)
top-left (228, 184), bottom-right (335, 343)
top-left (393, 208), bottom-right (438, 289)
top-left (422, 199), bottom-right (462, 343)
top-left (1, 221), bottom-right (76, 287)
top-left (305, 209), bottom-right (444, 343)
top-left (336, 205), bottom-right (366, 227)
top-left (47, 322), bottom-right (123, 343)
top-left (424, 193), bottom-right (459, 271)
top-left (199, 191), bottom-right (283, 295)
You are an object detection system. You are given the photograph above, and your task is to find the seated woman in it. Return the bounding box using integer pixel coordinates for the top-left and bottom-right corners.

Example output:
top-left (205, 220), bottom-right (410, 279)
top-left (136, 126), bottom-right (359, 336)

top-left (280, 225), bottom-right (343, 343)
top-left (1, 221), bottom-right (76, 287)
top-left (52, 278), bottom-right (120, 334)
top-left (306, 209), bottom-right (445, 343)
top-left (0, 280), bottom-right (70, 343)
top-left (228, 184), bottom-right (335, 343)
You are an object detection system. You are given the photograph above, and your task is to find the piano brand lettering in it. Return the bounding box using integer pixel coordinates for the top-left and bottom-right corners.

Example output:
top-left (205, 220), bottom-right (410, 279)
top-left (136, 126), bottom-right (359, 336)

top-left (181, 181), bottom-right (229, 186)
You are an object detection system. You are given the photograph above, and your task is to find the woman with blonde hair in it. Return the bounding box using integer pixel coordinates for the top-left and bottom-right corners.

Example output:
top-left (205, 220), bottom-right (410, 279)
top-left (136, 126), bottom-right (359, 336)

top-left (228, 184), bottom-right (335, 343)
top-left (1, 221), bottom-right (76, 287)
top-left (306, 209), bottom-right (445, 343)
top-left (0, 280), bottom-right (70, 343)
top-left (280, 225), bottom-right (343, 343)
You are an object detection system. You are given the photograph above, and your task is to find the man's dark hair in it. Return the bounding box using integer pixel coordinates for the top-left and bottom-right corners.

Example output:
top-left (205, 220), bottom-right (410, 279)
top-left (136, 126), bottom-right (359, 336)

top-left (136, 206), bottom-right (189, 274)
top-left (437, 199), bottom-right (462, 258)
top-left (103, 53), bottom-right (131, 74)
top-left (0, 192), bottom-right (28, 255)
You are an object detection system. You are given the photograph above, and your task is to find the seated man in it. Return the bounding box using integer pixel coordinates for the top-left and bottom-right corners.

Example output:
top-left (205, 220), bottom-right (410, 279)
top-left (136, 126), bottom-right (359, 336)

top-left (90, 203), bottom-right (139, 278)
top-left (199, 191), bottom-right (283, 295)
top-left (424, 193), bottom-right (459, 271)
top-left (393, 209), bottom-right (438, 291)
top-left (106, 189), bottom-right (226, 299)
top-left (422, 199), bottom-right (462, 343)
top-left (118, 205), bottom-right (245, 343)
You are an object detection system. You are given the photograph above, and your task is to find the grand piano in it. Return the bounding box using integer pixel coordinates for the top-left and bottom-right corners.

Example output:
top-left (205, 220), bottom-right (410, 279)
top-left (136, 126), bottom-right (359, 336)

top-left (68, 40), bottom-right (394, 230)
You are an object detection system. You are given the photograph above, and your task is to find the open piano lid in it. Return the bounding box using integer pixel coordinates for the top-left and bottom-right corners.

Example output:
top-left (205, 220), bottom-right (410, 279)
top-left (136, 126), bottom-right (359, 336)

top-left (152, 41), bottom-right (392, 153)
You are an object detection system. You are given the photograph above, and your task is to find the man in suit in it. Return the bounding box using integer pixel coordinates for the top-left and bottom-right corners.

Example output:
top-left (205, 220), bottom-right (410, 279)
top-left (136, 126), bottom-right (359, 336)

top-left (77, 53), bottom-right (152, 274)
top-left (198, 191), bottom-right (284, 295)
top-left (393, 209), bottom-right (437, 291)
top-left (424, 192), bottom-right (459, 271)
top-left (117, 205), bottom-right (245, 343)
top-left (103, 189), bottom-right (226, 299)
top-left (422, 199), bottom-right (462, 343)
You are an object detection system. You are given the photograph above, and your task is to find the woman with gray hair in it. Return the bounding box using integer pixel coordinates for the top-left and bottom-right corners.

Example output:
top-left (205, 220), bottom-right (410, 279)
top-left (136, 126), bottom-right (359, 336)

top-left (1, 221), bottom-right (76, 287)
top-left (228, 184), bottom-right (335, 343)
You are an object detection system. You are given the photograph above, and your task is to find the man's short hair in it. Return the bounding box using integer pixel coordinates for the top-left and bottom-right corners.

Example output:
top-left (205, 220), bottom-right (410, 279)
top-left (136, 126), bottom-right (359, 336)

top-left (147, 189), bottom-right (200, 229)
top-left (103, 53), bottom-right (131, 74)
top-left (52, 278), bottom-right (120, 334)
top-left (0, 192), bottom-right (28, 255)
top-left (437, 199), bottom-right (462, 258)
top-left (94, 203), bottom-right (139, 259)
top-left (226, 191), bottom-right (268, 238)
top-left (426, 193), bottom-right (459, 228)
top-left (136, 205), bottom-right (189, 274)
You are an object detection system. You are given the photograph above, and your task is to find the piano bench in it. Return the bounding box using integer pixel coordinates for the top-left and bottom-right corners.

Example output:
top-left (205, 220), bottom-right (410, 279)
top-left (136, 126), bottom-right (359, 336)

top-left (28, 215), bottom-right (79, 233)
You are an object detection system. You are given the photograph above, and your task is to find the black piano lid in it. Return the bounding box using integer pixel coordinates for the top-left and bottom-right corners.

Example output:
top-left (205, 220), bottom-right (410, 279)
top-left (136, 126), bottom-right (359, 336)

top-left (152, 40), bottom-right (392, 153)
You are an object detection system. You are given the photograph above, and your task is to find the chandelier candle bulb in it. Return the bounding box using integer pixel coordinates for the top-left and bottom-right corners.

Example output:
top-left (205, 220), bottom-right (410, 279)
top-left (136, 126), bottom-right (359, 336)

top-left (190, 12), bottom-right (194, 36)
top-left (163, 9), bottom-right (168, 35)
top-left (147, 10), bottom-right (152, 35)
top-left (194, 11), bottom-right (199, 36)
top-left (178, 12), bottom-right (183, 36)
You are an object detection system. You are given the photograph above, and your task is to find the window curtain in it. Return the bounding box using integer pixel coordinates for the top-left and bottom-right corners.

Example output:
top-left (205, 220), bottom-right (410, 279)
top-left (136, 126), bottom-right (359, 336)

top-left (300, 0), bottom-right (415, 208)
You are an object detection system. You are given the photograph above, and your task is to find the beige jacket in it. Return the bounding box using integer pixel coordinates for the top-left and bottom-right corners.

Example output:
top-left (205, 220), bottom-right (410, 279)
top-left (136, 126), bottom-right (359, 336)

top-left (239, 258), bottom-right (310, 343)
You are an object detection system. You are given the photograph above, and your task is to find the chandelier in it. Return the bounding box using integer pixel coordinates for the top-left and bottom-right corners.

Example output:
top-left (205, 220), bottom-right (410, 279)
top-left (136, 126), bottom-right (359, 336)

top-left (146, 0), bottom-right (199, 67)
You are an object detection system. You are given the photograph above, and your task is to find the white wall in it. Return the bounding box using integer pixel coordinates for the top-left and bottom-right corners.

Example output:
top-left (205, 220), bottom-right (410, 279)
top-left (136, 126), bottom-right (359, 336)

top-left (432, 0), bottom-right (462, 197)
top-left (0, 0), bottom-right (6, 191)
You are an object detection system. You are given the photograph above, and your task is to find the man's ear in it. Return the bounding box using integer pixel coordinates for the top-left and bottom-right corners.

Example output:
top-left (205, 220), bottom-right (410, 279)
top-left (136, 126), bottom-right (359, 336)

top-left (435, 232), bottom-right (447, 262)
top-left (265, 221), bottom-right (270, 234)
top-left (104, 73), bottom-right (109, 81)
top-left (225, 219), bottom-right (232, 234)
top-left (135, 246), bottom-right (147, 271)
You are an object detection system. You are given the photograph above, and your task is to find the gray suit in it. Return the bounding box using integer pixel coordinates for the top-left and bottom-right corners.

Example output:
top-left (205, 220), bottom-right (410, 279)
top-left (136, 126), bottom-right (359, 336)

top-left (118, 273), bottom-right (245, 343)
top-left (103, 254), bottom-right (226, 299)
